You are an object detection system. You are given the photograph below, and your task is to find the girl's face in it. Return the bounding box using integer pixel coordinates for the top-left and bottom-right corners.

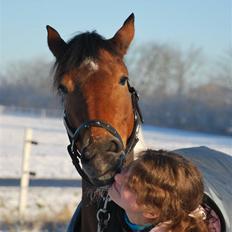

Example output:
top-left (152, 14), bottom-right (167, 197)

top-left (108, 169), bottom-right (141, 214)
top-left (108, 167), bottom-right (159, 225)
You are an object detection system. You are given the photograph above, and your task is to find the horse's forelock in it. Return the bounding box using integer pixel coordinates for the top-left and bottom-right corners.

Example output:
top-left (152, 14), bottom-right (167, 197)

top-left (53, 31), bottom-right (116, 87)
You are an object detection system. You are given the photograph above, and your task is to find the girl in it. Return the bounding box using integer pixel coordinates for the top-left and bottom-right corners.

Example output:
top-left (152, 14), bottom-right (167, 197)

top-left (108, 149), bottom-right (208, 232)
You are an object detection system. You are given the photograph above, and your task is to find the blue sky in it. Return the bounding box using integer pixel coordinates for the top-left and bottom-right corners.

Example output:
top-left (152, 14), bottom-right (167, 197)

top-left (0, 0), bottom-right (231, 70)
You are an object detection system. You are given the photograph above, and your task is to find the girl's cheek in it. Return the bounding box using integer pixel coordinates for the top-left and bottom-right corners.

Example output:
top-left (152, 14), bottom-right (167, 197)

top-left (122, 189), bottom-right (133, 201)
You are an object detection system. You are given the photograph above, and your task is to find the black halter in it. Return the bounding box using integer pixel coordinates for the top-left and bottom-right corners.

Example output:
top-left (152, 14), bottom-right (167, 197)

top-left (63, 81), bottom-right (143, 187)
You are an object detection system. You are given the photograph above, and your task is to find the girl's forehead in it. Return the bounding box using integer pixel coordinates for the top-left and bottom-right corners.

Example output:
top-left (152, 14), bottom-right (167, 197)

top-left (122, 159), bottom-right (138, 174)
top-left (121, 165), bottom-right (135, 183)
top-left (121, 165), bottom-right (133, 175)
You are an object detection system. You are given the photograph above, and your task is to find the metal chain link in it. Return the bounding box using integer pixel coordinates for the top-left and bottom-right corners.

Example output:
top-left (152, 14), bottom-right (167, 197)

top-left (96, 194), bottom-right (111, 232)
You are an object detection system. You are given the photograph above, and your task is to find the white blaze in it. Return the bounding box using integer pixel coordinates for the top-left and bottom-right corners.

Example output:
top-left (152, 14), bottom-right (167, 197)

top-left (82, 58), bottom-right (99, 71)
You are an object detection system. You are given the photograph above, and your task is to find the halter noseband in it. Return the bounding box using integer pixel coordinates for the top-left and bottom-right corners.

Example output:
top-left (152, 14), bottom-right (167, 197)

top-left (63, 81), bottom-right (143, 187)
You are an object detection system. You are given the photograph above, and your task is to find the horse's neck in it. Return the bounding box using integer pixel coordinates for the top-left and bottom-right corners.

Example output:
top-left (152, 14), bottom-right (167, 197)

top-left (82, 181), bottom-right (99, 201)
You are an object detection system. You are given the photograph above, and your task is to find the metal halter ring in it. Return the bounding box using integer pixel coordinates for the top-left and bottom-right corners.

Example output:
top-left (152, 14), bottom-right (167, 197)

top-left (96, 208), bottom-right (111, 222)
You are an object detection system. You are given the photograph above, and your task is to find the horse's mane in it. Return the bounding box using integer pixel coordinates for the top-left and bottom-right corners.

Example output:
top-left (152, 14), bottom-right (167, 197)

top-left (53, 31), bottom-right (117, 87)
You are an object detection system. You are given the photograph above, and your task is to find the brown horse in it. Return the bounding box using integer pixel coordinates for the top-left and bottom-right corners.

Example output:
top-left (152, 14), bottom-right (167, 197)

top-left (47, 14), bottom-right (143, 231)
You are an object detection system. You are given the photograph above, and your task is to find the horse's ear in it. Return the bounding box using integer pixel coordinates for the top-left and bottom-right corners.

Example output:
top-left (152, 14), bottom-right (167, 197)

top-left (46, 25), bottom-right (67, 58)
top-left (110, 13), bottom-right (135, 57)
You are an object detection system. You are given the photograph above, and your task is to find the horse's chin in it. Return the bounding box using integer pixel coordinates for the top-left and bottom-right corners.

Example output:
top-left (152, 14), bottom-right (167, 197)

top-left (87, 171), bottom-right (116, 187)
top-left (82, 153), bottom-right (124, 187)
top-left (83, 162), bottom-right (119, 187)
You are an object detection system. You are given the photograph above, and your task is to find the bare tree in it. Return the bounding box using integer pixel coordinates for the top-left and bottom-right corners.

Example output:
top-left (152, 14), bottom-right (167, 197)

top-left (0, 58), bottom-right (58, 108)
top-left (174, 46), bottom-right (203, 95)
top-left (127, 43), bottom-right (203, 98)
top-left (212, 48), bottom-right (232, 89)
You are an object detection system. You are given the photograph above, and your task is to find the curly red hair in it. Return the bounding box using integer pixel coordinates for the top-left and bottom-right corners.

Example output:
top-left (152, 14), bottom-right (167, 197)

top-left (125, 149), bottom-right (208, 232)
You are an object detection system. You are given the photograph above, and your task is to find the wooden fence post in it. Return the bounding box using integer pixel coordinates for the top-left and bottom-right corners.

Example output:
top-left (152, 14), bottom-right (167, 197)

top-left (19, 128), bottom-right (33, 222)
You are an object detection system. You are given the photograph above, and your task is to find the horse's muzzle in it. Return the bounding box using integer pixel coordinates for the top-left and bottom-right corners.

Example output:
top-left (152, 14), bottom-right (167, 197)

top-left (80, 138), bottom-right (125, 185)
top-left (81, 137), bottom-right (123, 162)
top-left (84, 152), bottom-right (125, 187)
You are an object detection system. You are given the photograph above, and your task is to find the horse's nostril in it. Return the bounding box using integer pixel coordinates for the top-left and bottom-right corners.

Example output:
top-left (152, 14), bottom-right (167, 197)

top-left (108, 138), bottom-right (123, 153)
top-left (81, 137), bottom-right (123, 163)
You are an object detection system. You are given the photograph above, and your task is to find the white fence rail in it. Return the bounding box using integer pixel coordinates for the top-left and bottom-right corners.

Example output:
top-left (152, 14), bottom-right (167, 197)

top-left (19, 128), bottom-right (33, 221)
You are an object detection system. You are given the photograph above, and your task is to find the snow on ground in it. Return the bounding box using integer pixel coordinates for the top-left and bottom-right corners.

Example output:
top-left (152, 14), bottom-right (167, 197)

top-left (0, 114), bottom-right (231, 228)
top-left (1, 114), bottom-right (231, 178)
top-left (143, 125), bottom-right (232, 155)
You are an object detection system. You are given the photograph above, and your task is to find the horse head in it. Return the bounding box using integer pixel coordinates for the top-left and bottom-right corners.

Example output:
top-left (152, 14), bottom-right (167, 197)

top-left (47, 14), bottom-right (141, 187)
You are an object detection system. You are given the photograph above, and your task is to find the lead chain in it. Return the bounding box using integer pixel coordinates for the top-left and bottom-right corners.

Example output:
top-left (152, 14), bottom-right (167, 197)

top-left (96, 194), bottom-right (111, 232)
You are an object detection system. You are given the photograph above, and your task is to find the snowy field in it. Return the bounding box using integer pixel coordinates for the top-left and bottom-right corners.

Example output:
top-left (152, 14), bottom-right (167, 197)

top-left (1, 114), bottom-right (231, 178)
top-left (0, 114), bottom-right (231, 230)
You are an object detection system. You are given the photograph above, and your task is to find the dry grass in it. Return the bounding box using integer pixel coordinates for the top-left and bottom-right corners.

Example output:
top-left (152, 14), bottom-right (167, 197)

top-left (0, 205), bottom-right (73, 232)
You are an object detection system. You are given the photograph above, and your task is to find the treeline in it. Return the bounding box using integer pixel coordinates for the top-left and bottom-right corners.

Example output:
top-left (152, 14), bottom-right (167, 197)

top-left (0, 59), bottom-right (59, 109)
top-left (140, 88), bottom-right (232, 135)
top-left (0, 44), bottom-right (231, 135)
top-left (128, 44), bottom-right (232, 135)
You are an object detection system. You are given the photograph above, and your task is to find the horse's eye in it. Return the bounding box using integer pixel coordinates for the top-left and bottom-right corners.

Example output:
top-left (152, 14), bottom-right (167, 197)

top-left (58, 84), bottom-right (68, 94)
top-left (119, 76), bottom-right (128, 86)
